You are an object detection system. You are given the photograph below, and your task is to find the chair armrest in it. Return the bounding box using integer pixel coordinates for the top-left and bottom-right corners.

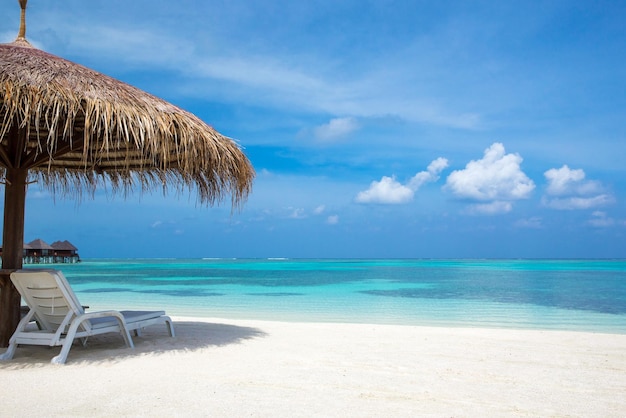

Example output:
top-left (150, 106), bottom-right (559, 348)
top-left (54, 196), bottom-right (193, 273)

top-left (78, 310), bottom-right (125, 321)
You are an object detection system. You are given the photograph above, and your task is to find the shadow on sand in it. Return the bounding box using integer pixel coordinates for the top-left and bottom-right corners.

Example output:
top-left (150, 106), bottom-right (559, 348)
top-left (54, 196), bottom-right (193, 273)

top-left (171, 321), bottom-right (267, 347)
top-left (0, 320), bottom-right (268, 368)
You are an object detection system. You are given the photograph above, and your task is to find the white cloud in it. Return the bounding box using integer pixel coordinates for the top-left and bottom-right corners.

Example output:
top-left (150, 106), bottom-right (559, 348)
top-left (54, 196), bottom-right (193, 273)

top-left (445, 143), bottom-right (535, 214)
top-left (542, 165), bottom-right (613, 210)
top-left (588, 211), bottom-right (614, 227)
top-left (545, 165), bottom-right (588, 195)
top-left (514, 216), bottom-right (543, 229)
top-left (408, 157), bottom-right (449, 190)
top-left (288, 208), bottom-right (307, 219)
top-left (542, 195), bottom-right (614, 210)
top-left (467, 201), bottom-right (513, 215)
top-left (314, 117), bottom-right (359, 141)
top-left (326, 215), bottom-right (339, 225)
top-left (356, 157), bottom-right (448, 204)
top-left (151, 221), bottom-right (163, 228)
top-left (355, 176), bottom-right (414, 204)
top-left (314, 205), bottom-right (326, 214)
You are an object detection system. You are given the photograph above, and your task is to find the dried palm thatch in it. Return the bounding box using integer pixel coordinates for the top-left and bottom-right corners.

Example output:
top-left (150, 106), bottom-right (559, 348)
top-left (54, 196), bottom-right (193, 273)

top-left (0, 0), bottom-right (254, 346)
top-left (0, 40), bottom-right (254, 206)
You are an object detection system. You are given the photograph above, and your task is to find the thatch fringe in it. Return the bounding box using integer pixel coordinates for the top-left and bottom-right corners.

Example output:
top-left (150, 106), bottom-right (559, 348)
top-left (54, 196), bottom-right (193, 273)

top-left (0, 43), bottom-right (254, 207)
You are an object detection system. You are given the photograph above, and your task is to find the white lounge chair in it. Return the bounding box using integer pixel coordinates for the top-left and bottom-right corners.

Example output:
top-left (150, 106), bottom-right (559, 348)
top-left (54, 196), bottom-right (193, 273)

top-left (0, 269), bottom-right (175, 364)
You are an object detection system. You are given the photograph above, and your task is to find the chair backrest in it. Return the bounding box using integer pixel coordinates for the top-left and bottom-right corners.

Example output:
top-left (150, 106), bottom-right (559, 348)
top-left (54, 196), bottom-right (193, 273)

top-left (10, 269), bottom-right (88, 332)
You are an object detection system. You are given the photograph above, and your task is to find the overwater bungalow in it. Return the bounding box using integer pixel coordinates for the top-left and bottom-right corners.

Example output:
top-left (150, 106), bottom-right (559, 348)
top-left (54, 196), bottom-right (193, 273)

top-left (0, 238), bottom-right (81, 264)
top-left (50, 240), bottom-right (81, 264)
top-left (23, 238), bottom-right (54, 264)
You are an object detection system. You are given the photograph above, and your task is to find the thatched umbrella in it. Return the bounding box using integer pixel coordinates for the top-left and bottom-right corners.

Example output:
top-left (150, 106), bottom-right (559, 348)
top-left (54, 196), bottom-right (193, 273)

top-left (0, 1), bottom-right (255, 345)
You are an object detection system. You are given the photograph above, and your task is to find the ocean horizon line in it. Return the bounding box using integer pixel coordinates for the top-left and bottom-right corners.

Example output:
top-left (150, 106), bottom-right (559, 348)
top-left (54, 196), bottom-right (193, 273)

top-left (65, 256), bottom-right (626, 262)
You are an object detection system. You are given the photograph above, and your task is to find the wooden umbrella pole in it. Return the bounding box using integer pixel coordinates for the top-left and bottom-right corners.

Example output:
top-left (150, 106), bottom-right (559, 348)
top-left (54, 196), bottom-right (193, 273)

top-left (1, 168), bottom-right (27, 271)
top-left (0, 118), bottom-right (28, 346)
top-left (0, 168), bottom-right (27, 347)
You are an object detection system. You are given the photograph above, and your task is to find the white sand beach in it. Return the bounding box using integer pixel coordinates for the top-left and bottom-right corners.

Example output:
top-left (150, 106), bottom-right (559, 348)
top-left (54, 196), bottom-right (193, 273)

top-left (1, 317), bottom-right (625, 417)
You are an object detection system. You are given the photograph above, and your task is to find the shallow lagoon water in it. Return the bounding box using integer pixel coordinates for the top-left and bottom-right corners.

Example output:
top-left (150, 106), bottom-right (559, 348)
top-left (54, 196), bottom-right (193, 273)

top-left (52, 258), bottom-right (626, 333)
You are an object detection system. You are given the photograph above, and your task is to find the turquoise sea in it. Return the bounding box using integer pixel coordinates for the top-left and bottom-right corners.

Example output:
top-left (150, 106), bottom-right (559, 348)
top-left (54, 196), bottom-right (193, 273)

top-left (53, 258), bottom-right (626, 334)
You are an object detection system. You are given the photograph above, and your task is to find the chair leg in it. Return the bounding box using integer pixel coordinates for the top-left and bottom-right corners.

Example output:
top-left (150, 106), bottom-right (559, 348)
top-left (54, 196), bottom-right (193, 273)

top-left (0, 341), bottom-right (17, 361)
top-left (119, 325), bottom-right (135, 349)
top-left (51, 338), bottom-right (73, 365)
top-left (165, 317), bottom-right (176, 337)
top-left (51, 313), bottom-right (135, 364)
top-left (0, 311), bottom-right (35, 361)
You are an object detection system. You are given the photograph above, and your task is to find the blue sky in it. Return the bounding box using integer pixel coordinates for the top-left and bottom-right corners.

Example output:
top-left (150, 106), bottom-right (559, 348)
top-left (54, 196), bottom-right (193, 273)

top-left (1, 0), bottom-right (625, 258)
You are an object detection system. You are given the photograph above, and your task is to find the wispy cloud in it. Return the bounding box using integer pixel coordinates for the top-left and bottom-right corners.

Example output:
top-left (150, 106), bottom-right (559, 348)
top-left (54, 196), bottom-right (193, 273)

top-left (314, 205), bottom-right (326, 214)
top-left (514, 217), bottom-right (543, 229)
top-left (288, 208), bottom-right (307, 219)
top-left (25, 5), bottom-right (484, 132)
top-left (466, 201), bottom-right (513, 216)
top-left (587, 211), bottom-right (614, 227)
top-left (314, 117), bottom-right (359, 141)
